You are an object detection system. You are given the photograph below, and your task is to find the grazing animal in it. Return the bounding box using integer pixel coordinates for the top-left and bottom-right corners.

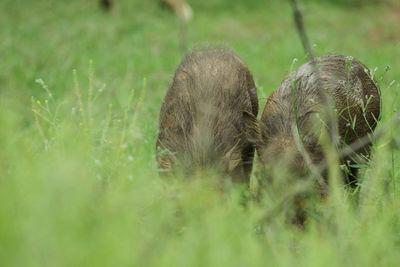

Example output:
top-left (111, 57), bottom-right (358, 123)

top-left (162, 0), bottom-right (193, 21)
top-left (100, 0), bottom-right (193, 20)
top-left (100, 0), bottom-right (114, 11)
top-left (258, 54), bottom-right (381, 188)
top-left (156, 49), bottom-right (260, 182)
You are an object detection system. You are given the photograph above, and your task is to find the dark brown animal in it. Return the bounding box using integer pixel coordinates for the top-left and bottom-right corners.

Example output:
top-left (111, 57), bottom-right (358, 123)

top-left (258, 55), bottom-right (381, 188)
top-left (156, 49), bottom-right (259, 182)
top-left (100, 0), bottom-right (114, 11)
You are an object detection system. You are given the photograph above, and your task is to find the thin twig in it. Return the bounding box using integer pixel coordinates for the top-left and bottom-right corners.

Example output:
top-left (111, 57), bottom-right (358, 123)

top-left (289, 0), bottom-right (339, 146)
top-left (291, 124), bottom-right (327, 190)
top-left (319, 110), bottom-right (400, 173)
top-left (287, 0), bottom-right (334, 191)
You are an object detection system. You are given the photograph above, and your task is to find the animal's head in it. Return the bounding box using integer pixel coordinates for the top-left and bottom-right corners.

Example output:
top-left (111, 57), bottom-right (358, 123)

top-left (257, 108), bottom-right (324, 183)
top-left (156, 110), bottom-right (260, 182)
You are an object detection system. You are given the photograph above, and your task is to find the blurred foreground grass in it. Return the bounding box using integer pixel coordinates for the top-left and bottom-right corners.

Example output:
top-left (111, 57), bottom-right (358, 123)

top-left (1, 0), bottom-right (400, 266)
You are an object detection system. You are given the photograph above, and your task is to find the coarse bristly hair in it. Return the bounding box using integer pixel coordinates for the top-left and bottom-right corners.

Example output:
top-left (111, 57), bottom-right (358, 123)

top-left (258, 54), bottom-right (381, 186)
top-left (156, 49), bottom-right (260, 182)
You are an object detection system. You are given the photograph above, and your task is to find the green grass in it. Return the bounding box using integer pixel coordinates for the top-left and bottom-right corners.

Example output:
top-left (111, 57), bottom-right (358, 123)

top-left (1, 0), bottom-right (400, 266)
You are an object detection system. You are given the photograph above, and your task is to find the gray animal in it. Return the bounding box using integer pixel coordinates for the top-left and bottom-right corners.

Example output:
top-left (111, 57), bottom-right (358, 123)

top-left (156, 49), bottom-right (259, 182)
top-left (258, 54), bottom-right (381, 188)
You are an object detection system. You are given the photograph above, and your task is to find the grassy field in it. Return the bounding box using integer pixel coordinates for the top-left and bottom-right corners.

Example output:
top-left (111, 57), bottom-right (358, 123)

top-left (1, 0), bottom-right (400, 266)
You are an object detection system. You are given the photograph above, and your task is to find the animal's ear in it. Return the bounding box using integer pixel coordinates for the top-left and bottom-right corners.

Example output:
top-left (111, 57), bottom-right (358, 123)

top-left (222, 143), bottom-right (241, 173)
top-left (156, 143), bottom-right (176, 173)
top-left (243, 111), bottom-right (261, 144)
top-left (157, 153), bottom-right (176, 171)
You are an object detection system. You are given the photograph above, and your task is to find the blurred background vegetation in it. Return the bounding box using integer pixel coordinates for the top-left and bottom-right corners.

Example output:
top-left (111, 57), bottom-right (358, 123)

top-left (0, 0), bottom-right (399, 266)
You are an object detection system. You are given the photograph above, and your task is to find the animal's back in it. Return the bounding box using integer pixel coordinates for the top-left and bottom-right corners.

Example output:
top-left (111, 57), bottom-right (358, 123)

top-left (157, 49), bottom-right (259, 180)
top-left (261, 55), bottom-right (380, 145)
